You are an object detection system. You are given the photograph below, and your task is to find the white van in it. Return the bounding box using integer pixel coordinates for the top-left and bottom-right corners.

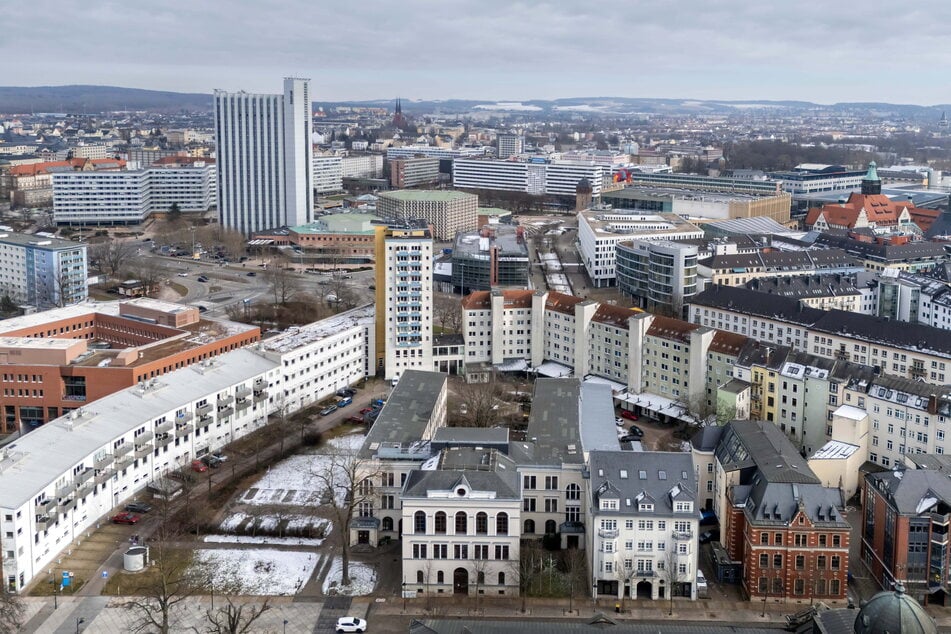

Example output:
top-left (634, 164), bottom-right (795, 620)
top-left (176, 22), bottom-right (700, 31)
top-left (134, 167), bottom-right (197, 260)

top-left (696, 570), bottom-right (709, 598)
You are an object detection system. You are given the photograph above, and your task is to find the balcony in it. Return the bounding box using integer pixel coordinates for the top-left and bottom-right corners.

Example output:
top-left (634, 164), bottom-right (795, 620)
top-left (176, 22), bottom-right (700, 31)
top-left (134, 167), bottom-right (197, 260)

top-left (672, 530), bottom-right (693, 540)
top-left (134, 445), bottom-right (152, 459)
top-left (176, 423), bottom-right (193, 437)
top-left (235, 399), bottom-right (250, 412)
top-left (94, 468), bottom-right (115, 486)
top-left (35, 500), bottom-right (56, 517)
top-left (253, 391), bottom-right (268, 403)
top-left (115, 443), bottom-right (132, 458)
top-left (135, 431), bottom-right (154, 444)
top-left (75, 468), bottom-right (95, 485)
top-left (199, 413), bottom-right (213, 426)
top-left (56, 484), bottom-right (72, 498)
top-left (218, 405), bottom-right (235, 418)
top-left (155, 421), bottom-right (173, 434)
top-left (60, 497), bottom-right (76, 513)
top-left (253, 378), bottom-right (267, 390)
top-left (235, 386), bottom-right (252, 399)
top-left (598, 528), bottom-right (619, 538)
top-left (176, 411), bottom-right (194, 423)
top-left (217, 394), bottom-right (234, 406)
top-left (76, 481), bottom-right (94, 498)
top-left (155, 434), bottom-right (173, 448)
top-left (196, 403), bottom-right (213, 416)
top-left (93, 454), bottom-right (114, 470)
top-left (116, 455), bottom-right (133, 470)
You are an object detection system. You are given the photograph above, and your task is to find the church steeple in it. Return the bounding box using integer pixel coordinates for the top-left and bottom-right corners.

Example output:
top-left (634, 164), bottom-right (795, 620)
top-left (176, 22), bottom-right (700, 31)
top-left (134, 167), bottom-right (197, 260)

top-left (861, 161), bottom-right (882, 195)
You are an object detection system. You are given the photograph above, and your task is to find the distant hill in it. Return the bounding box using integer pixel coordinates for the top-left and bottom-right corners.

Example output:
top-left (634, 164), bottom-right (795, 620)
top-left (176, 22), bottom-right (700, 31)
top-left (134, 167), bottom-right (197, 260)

top-left (0, 85), bottom-right (212, 114)
top-left (1, 86), bottom-right (949, 120)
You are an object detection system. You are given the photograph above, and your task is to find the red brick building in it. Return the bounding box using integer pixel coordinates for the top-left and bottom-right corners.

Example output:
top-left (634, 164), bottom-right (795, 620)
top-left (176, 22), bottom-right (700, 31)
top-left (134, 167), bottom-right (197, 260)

top-left (712, 421), bottom-right (851, 603)
top-left (0, 298), bottom-right (259, 432)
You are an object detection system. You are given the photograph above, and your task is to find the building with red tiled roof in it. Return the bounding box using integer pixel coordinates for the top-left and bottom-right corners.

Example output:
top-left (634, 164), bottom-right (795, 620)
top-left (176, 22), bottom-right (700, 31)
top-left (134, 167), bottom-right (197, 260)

top-left (804, 163), bottom-right (935, 236)
top-left (3, 157), bottom-right (125, 207)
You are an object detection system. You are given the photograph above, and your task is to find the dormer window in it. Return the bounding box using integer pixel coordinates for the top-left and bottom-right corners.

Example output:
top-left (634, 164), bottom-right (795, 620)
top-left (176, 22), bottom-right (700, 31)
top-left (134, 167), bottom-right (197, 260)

top-left (674, 501), bottom-right (693, 513)
top-left (601, 499), bottom-right (618, 511)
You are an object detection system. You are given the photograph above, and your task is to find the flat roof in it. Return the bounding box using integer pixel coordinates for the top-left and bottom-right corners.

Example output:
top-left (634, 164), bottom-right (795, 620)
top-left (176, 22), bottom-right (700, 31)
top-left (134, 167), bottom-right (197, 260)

top-left (0, 231), bottom-right (81, 250)
top-left (810, 440), bottom-right (861, 460)
top-left (579, 382), bottom-right (621, 453)
top-left (260, 305), bottom-right (373, 354)
top-left (359, 370), bottom-right (447, 459)
top-left (0, 348), bottom-right (277, 510)
top-left (379, 190), bottom-right (476, 203)
top-left (525, 379), bottom-right (584, 466)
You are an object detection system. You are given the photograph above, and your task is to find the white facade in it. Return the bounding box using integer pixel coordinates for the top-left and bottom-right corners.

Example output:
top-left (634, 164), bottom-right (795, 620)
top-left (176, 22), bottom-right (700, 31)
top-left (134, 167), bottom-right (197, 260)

top-left (577, 211), bottom-right (703, 288)
top-left (214, 78), bottom-right (314, 234)
top-left (0, 349), bottom-right (282, 592)
top-left (387, 146), bottom-right (485, 161)
top-left (312, 155), bottom-right (343, 193)
top-left (452, 158), bottom-right (604, 197)
top-left (496, 133), bottom-right (524, 159)
top-left (52, 165), bottom-right (216, 225)
top-left (0, 233), bottom-right (88, 308)
top-left (379, 229), bottom-right (434, 380)
top-left (340, 155), bottom-right (383, 179)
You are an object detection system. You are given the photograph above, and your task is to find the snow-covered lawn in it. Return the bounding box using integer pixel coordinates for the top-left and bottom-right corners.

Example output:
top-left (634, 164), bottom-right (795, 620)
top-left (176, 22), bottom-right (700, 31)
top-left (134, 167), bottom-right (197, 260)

top-left (218, 512), bottom-right (330, 537)
top-left (240, 433), bottom-right (364, 506)
top-left (321, 557), bottom-right (377, 596)
top-left (203, 534), bottom-right (325, 547)
top-left (194, 548), bottom-right (319, 595)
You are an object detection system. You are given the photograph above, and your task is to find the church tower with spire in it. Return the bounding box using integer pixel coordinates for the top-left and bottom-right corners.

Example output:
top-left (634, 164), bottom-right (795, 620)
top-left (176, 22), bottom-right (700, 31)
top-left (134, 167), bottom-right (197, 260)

top-left (392, 98), bottom-right (405, 127)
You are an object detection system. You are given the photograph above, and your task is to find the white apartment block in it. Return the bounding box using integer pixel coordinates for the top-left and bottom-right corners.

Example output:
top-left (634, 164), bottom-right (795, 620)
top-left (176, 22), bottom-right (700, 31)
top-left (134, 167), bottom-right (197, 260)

top-left (400, 447), bottom-right (522, 597)
top-left (374, 226), bottom-right (434, 380)
top-left (341, 155), bottom-right (384, 179)
top-left (52, 170), bottom-right (151, 224)
top-left (376, 190), bottom-right (477, 242)
top-left (258, 305), bottom-right (374, 411)
top-left (54, 144), bottom-right (112, 161)
top-left (0, 349), bottom-right (281, 591)
top-left (214, 77), bottom-right (314, 234)
top-left (52, 165), bottom-right (216, 225)
top-left (387, 146), bottom-right (486, 162)
top-left (589, 451), bottom-right (700, 601)
top-left (0, 232), bottom-right (88, 309)
top-left (577, 210), bottom-right (703, 288)
top-left (496, 133), bottom-right (524, 159)
top-left (312, 155), bottom-right (343, 193)
top-left (452, 158), bottom-right (603, 198)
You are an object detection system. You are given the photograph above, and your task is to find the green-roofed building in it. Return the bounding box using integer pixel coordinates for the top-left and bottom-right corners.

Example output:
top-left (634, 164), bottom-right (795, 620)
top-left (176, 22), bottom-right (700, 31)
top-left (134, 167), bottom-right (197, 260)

top-left (287, 213), bottom-right (384, 263)
top-left (377, 189), bottom-right (478, 240)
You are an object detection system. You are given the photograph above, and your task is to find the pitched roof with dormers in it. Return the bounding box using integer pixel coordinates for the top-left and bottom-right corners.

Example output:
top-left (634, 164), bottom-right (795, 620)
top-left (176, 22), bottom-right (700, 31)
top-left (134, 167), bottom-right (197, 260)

top-left (590, 451), bottom-right (698, 518)
top-left (805, 192), bottom-right (932, 232)
top-left (644, 314), bottom-right (701, 343)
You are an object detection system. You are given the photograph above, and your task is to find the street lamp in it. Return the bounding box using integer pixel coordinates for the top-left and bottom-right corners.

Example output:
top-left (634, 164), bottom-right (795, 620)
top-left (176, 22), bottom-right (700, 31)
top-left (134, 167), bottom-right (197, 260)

top-left (283, 619), bottom-right (288, 634)
top-left (75, 617), bottom-right (85, 633)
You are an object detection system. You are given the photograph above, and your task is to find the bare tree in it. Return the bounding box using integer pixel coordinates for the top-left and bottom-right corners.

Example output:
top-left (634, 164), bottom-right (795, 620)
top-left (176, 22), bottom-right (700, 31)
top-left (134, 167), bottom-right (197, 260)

top-left (309, 441), bottom-right (379, 587)
top-left (433, 293), bottom-right (463, 334)
top-left (265, 266), bottom-right (299, 307)
top-left (128, 258), bottom-right (167, 299)
top-left (458, 379), bottom-right (504, 428)
top-left (509, 540), bottom-right (543, 613)
top-left (0, 590), bottom-right (25, 632)
top-left (560, 548), bottom-right (587, 615)
top-left (91, 240), bottom-right (136, 277)
top-left (662, 544), bottom-right (688, 616)
top-left (470, 557), bottom-right (491, 614)
top-left (123, 500), bottom-right (211, 634)
top-left (198, 597), bottom-right (270, 634)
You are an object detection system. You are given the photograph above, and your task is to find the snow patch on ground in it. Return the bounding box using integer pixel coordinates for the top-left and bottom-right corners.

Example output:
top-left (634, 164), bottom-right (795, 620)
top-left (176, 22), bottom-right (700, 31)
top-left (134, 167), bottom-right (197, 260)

top-left (203, 534), bottom-right (325, 547)
top-left (241, 433), bottom-right (364, 507)
top-left (321, 557), bottom-right (377, 596)
top-left (194, 548), bottom-right (319, 595)
top-left (218, 512), bottom-right (331, 536)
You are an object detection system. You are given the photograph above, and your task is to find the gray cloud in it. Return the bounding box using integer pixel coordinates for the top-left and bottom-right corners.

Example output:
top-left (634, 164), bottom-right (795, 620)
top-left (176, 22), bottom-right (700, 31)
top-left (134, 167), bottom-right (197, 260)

top-left (4, 1), bottom-right (951, 103)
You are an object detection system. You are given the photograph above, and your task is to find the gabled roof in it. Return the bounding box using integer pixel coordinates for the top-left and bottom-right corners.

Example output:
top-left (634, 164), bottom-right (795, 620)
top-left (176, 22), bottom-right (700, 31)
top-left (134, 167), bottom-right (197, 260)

top-left (591, 303), bottom-right (640, 329)
top-left (708, 330), bottom-right (749, 356)
top-left (644, 314), bottom-right (700, 343)
top-left (715, 420), bottom-right (820, 485)
top-left (544, 291), bottom-right (585, 315)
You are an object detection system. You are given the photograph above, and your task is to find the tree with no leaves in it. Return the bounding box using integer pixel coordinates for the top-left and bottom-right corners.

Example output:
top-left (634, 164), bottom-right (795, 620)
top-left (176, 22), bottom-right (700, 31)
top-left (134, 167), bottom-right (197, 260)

top-left (90, 240), bottom-right (135, 277)
top-left (309, 440), bottom-right (379, 588)
top-left (662, 542), bottom-right (688, 616)
top-left (0, 590), bottom-right (25, 633)
top-left (265, 265), bottom-right (299, 307)
top-left (198, 596), bottom-right (270, 634)
top-left (433, 293), bottom-right (463, 334)
top-left (508, 539), bottom-right (542, 613)
top-left (458, 378), bottom-right (504, 428)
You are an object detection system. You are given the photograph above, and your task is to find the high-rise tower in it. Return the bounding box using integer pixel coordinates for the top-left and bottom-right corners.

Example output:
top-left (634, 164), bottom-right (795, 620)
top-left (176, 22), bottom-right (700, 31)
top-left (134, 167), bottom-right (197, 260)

top-left (214, 77), bottom-right (313, 234)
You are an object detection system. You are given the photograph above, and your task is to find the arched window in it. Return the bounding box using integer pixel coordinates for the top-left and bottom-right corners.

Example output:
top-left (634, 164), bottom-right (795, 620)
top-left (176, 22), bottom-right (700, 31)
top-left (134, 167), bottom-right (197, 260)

top-left (498, 572), bottom-right (505, 585)
top-left (477, 571), bottom-right (485, 585)
top-left (437, 571), bottom-right (445, 584)
top-left (455, 511), bottom-right (467, 534)
top-left (524, 519), bottom-right (536, 534)
top-left (496, 512), bottom-right (509, 536)
top-left (414, 511), bottom-right (426, 534)
top-left (566, 483), bottom-right (581, 500)
top-left (382, 516), bottom-right (393, 532)
top-left (417, 570), bottom-right (424, 584)
top-left (435, 511), bottom-right (447, 534)
top-left (476, 512), bottom-right (488, 534)
top-left (545, 519), bottom-right (557, 535)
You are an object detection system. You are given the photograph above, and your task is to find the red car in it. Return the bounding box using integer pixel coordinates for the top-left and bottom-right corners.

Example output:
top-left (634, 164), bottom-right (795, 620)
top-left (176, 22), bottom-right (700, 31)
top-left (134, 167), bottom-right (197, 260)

top-left (620, 410), bottom-right (639, 421)
top-left (359, 407), bottom-right (373, 415)
top-left (191, 459), bottom-right (208, 473)
top-left (112, 512), bottom-right (141, 525)
top-left (346, 415), bottom-right (365, 424)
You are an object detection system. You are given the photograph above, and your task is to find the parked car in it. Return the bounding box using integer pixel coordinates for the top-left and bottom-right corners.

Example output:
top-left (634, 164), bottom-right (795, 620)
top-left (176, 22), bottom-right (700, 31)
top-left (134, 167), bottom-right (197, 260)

top-left (335, 617), bottom-right (367, 633)
top-left (246, 271), bottom-right (257, 277)
top-left (699, 529), bottom-right (719, 544)
top-left (124, 502), bottom-right (153, 514)
top-left (626, 425), bottom-right (644, 438)
top-left (346, 415), bottom-right (365, 424)
top-left (615, 417), bottom-right (625, 427)
top-left (360, 407), bottom-right (374, 415)
top-left (619, 433), bottom-right (642, 443)
top-left (197, 275), bottom-right (209, 283)
top-left (191, 459), bottom-right (208, 472)
top-left (211, 452), bottom-right (228, 462)
top-left (337, 396), bottom-right (352, 407)
top-left (201, 455), bottom-right (222, 468)
top-left (696, 570), bottom-right (709, 598)
top-left (619, 410), bottom-right (639, 421)
top-left (337, 387), bottom-right (356, 397)
top-left (177, 272), bottom-right (189, 277)
top-left (320, 404), bottom-right (338, 416)
top-left (700, 509), bottom-right (718, 526)
top-left (112, 512), bottom-right (141, 525)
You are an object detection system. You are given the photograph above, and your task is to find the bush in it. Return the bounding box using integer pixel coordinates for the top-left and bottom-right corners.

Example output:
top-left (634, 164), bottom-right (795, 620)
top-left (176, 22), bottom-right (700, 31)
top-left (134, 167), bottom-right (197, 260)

top-left (302, 430), bottom-right (323, 447)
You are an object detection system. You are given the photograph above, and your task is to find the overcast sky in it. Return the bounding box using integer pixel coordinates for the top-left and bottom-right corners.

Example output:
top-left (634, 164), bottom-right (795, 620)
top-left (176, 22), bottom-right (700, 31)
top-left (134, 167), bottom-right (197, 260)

top-left (5, 1), bottom-right (951, 104)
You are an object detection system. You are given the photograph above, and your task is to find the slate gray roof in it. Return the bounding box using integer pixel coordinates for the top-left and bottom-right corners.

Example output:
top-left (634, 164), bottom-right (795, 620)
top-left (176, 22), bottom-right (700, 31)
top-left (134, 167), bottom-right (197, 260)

top-left (715, 421), bottom-right (820, 485)
top-left (867, 468), bottom-right (951, 516)
top-left (745, 273), bottom-right (860, 300)
top-left (590, 451), bottom-right (697, 517)
top-left (702, 248), bottom-right (860, 273)
top-left (523, 379), bottom-right (584, 466)
top-left (690, 285), bottom-right (823, 326)
top-left (814, 232), bottom-right (949, 263)
top-left (744, 477), bottom-right (848, 527)
top-left (690, 425), bottom-right (724, 452)
top-left (401, 447), bottom-right (520, 500)
top-left (359, 370), bottom-right (446, 459)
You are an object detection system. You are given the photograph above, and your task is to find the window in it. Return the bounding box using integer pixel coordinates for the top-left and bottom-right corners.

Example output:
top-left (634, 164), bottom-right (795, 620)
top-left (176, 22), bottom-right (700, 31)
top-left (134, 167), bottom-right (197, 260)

top-left (773, 554), bottom-right (782, 568)
top-left (412, 544), bottom-right (427, 559)
top-left (831, 579), bottom-right (840, 595)
top-left (831, 556), bottom-right (841, 571)
top-left (759, 553), bottom-right (769, 567)
top-left (523, 498), bottom-right (536, 512)
top-left (545, 499), bottom-right (558, 513)
top-left (795, 555), bottom-right (804, 570)
top-left (454, 545), bottom-right (468, 559)
top-left (524, 519), bottom-right (535, 534)
top-left (496, 513), bottom-right (508, 535)
top-left (474, 545), bottom-right (489, 559)
top-left (433, 545), bottom-right (448, 559)
top-left (817, 556), bottom-right (826, 569)
top-left (545, 476), bottom-right (558, 490)
top-left (437, 571), bottom-right (444, 584)
top-left (417, 570), bottom-right (424, 583)
top-left (832, 535), bottom-right (841, 547)
top-left (760, 533), bottom-right (768, 545)
top-left (435, 512), bottom-right (447, 534)
top-left (414, 511), bottom-right (426, 534)
top-left (498, 572), bottom-right (505, 585)
top-left (523, 475), bottom-right (536, 489)
top-left (566, 483), bottom-right (581, 500)
top-left (794, 579), bottom-right (805, 595)
top-left (495, 545), bottom-right (510, 560)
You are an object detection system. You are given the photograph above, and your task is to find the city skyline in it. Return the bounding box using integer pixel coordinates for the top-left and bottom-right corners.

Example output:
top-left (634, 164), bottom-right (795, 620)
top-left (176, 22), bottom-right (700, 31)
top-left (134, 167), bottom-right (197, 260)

top-left (4, 1), bottom-right (951, 105)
